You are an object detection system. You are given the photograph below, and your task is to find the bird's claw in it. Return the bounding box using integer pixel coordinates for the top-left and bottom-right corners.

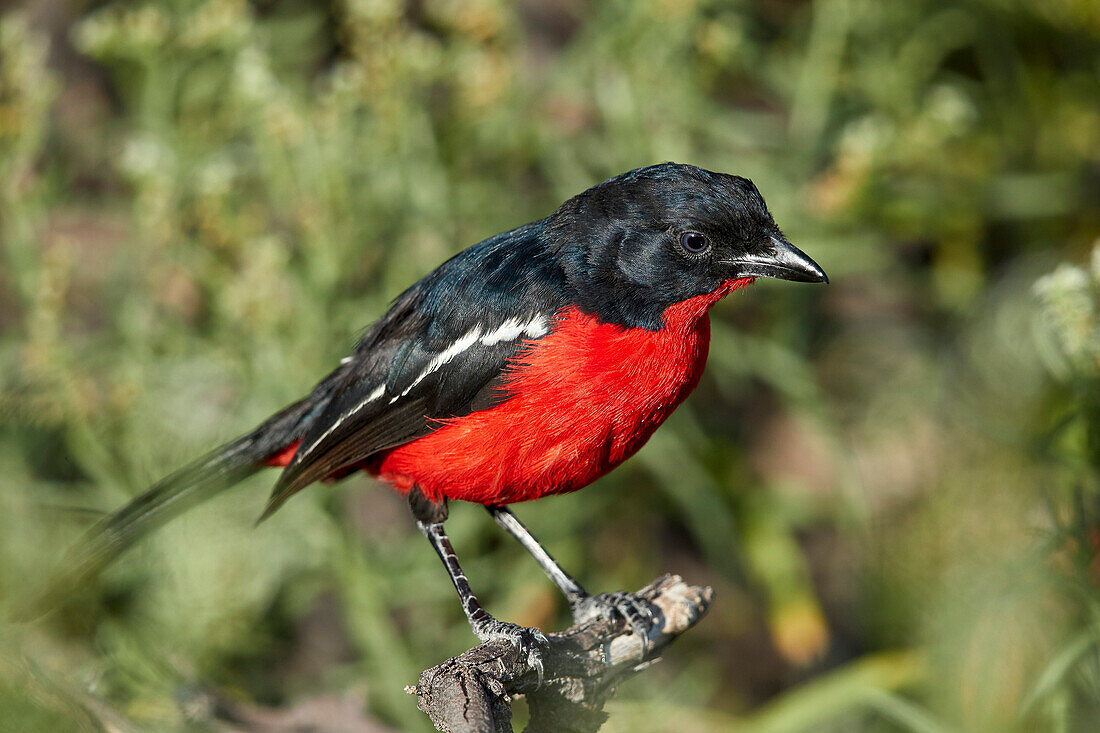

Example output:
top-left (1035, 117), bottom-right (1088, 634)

top-left (474, 619), bottom-right (549, 686)
top-left (571, 591), bottom-right (658, 656)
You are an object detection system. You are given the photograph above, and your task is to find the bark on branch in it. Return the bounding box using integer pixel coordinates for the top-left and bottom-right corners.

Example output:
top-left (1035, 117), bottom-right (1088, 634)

top-left (407, 574), bottom-right (713, 733)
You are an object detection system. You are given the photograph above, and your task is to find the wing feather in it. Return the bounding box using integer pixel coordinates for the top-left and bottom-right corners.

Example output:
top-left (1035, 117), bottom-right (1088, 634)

top-left (258, 395), bottom-right (429, 519)
top-left (258, 220), bottom-right (569, 519)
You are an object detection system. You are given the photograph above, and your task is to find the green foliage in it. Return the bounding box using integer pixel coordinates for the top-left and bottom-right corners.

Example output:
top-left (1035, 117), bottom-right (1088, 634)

top-left (2, 0), bottom-right (1100, 730)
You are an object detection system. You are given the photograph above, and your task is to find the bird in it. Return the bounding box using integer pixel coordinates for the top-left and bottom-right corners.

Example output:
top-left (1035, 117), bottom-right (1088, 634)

top-left (42, 162), bottom-right (827, 673)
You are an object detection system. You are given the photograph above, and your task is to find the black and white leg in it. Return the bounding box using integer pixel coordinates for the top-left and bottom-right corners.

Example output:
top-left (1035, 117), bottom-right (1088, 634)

top-left (487, 505), bottom-right (657, 652)
top-left (409, 489), bottom-right (548, 680)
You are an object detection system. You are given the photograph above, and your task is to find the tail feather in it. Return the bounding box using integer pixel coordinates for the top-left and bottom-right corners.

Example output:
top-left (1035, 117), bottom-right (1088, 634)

top-left (22, 368), bottom-right (348, 619)
top-left (62, 436), bottom-right (269, 589)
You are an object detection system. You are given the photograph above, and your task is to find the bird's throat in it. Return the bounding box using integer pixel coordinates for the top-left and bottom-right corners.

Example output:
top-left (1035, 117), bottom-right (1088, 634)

top-left (662, 276), bottom-right (755, 331)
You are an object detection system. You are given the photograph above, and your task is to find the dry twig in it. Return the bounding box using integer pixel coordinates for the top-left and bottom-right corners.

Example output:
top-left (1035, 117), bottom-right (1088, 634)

top-left (408, 574), bottom-right (713, 733)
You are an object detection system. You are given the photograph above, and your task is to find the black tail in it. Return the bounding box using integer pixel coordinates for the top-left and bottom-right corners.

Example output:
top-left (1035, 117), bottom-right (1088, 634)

top-left (22, 368), bottom-right (348, 619)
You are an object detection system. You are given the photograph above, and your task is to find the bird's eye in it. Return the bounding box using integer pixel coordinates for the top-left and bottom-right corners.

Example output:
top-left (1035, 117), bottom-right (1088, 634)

top-left (679, 231), bottom-right (709, 254)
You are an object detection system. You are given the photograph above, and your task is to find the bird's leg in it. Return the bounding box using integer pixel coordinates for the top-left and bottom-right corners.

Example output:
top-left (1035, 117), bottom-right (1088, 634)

top-left (409, 489), bottom-right (547, 681)
top-left (487, 505), bottom-right (657, 652)
top-left (487, 505), bottom-right (586, 600)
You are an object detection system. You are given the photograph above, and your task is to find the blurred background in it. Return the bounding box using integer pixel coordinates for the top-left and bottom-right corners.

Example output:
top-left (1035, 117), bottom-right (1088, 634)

top-left (2, 0), bottom-right (1100, 730)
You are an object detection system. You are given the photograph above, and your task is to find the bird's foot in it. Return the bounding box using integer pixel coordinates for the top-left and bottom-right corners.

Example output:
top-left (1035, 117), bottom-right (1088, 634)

top-left (473, 618), bottom-right (549, 685)
top-left (571, 591), bottom-right (659, 656)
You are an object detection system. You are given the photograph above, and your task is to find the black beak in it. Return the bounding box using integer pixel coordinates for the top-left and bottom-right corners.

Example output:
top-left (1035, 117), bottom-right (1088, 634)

top-left (729, 236), bottom-right (829, 284)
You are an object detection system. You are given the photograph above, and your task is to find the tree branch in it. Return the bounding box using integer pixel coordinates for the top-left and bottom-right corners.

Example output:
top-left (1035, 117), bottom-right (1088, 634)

top-left (407, 574), bottom-right (713, 733)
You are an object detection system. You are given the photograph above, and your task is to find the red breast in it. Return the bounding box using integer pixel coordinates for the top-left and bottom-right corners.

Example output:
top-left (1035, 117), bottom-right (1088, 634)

top-left (373, 277), bottom-right (754, 505)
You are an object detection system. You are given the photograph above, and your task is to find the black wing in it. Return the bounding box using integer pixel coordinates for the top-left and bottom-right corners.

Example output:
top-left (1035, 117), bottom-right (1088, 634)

top-left (259, 221), bottom-right (569, 519)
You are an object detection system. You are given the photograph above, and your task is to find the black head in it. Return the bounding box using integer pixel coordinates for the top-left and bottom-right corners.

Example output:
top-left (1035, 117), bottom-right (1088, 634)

top-left (545, 162), bottom-right (827, 329)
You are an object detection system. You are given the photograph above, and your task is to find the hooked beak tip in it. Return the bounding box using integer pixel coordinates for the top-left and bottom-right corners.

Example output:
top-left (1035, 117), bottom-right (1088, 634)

top-left (729, 237), bottom-right (828, 284)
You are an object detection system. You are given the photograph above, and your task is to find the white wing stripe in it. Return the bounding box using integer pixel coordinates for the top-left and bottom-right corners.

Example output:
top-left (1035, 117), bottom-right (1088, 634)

top-left (292, 314), bottom-right (548, 464)
top-left (389, 314), bottom-right (550, 402)
top-left (392, 327), bottom-right (482, 401)
top-left (299, 382), bottom-right (386, 458)
top-left (480, 317), bottom-right (525, 345)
